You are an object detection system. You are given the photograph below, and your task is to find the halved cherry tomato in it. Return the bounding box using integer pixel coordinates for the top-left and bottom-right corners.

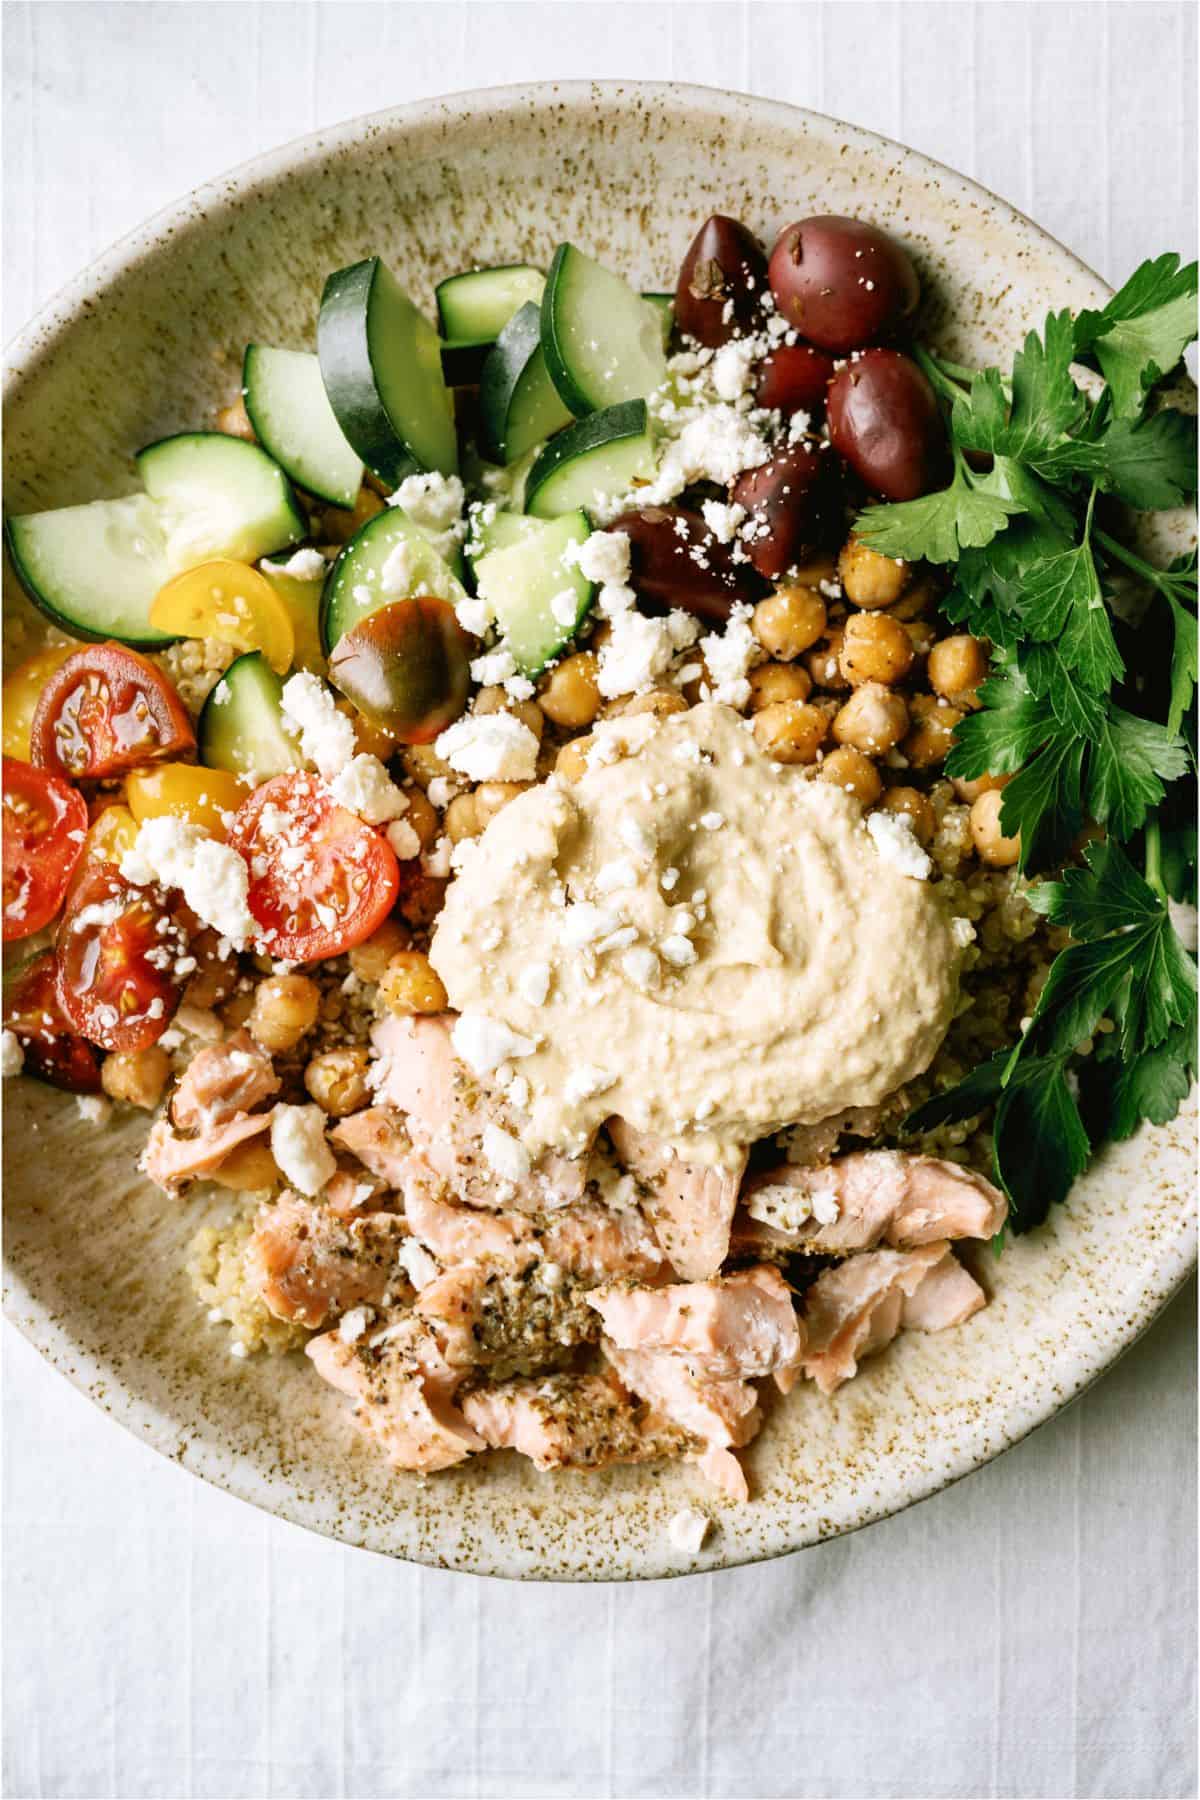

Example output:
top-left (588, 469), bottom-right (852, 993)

top-left (226, 770), bottom-right (399, 960)
top-left (125, 763), bottom-right (247, 838)
top-left (79, 802), bottom-right (141, 870)
top-left (2, 645), bottom-right (76, 760)
top-left (2, 757), bottom-right (89, 941)
top-left (3, 950), bottom-right (103, 1092)
top-left (55, 861), bottom-right (189, 1051)
top-left (31, 643), bottom-right (195, 780)
top-left (149, 560), bottom-right (295, 675)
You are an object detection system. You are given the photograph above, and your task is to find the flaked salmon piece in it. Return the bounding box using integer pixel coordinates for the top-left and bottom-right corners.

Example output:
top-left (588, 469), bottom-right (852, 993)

top-left (371, 1013), bottom-right (586, 1211)
top-left (171, 1029), bottom-right (279, 1132)
top-left (696, 1444), bottom-right (751, 1503)
top-left (541, 1201), bottom-right (670, 1285)
top-left (324, 1169), bottom-right (385, 1218)
top-left (247, 1190), bottom-right (410, 1329)
top-left (588, 1267), bottom-right (804, 1389)
top-left (777, 1092), bottom-right (909, 1169)
top-left (307, 1318), bottom-right (484, 1472)
top-left (330, 1106), bottom-right (412, 1188)
top-left (460, 1369), bottom-right (687, 1472)
top-left (602, 1340), bottom-right (761, 1449)
top-left (800, 1240), bottom-right (952, 1394)
top-left (140, 1108), bottom-right (274, 1191)
top-left (901, 1252), bottom-right (986, 1332)
top-left (414, 1259), bottom-right (599, 1376)
top-left (605, 1119), bottom-right (745, 1280)
top-left (399, 1156), bottom-right (538, 1265)
top-left (741, 1151), bottom-right (1005, 1255)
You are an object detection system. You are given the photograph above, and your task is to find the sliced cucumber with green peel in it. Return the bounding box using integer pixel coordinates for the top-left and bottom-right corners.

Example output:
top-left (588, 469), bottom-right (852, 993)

top-left (524, 400), bottom-right (655, 519)
top-left (318, 257), bottom-right (457, 485)
top-left (480, 302), bottom-right (574, 465)
top-left (540, 245), bottom-right (668, 416)
top-left (198, 651), bottom-right (303, 781)
top-left (4, 493), bottom-right (176, 648)
top-left (643, 293), bottom-right (674, 347)
top-left (242, 345), bottom-right (362, 508)
top-left (136, 432), bottom-right (307, 569)
top-left (473, 510), bottom-right (594, 675)
top-left (436, 265), bottom-right (544, 343)
top-left (320, 506), bottom-right (467, 654)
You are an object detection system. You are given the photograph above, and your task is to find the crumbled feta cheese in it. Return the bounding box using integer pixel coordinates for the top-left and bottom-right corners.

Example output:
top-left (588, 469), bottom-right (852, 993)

top-left (593, 858), bottom-right (638, 895)
top-left (385, 818), bottom-right (422, 861)
top-left (422, 835), bottom-right (454, 879)
top-left (121, 818), bottom-right (258, 947)
top-left (76, 1094), bottom-right (111, 1126)
top-left (517, 961), bottom-right (551, 1006)
top-left (337, 1306), bottom-right (370, 1345)
top-left (596, 612), bottom-right (678, 699)
top-left (711, 338), bottom-right (757, 401)
top-left (455, 596), bottom-right (492, 638)
top-left (426, 777), bottom-right (459, 811)
top-left (596, 582), bottom-right (637, 618)
top-left (639, 405), bottom-right (770, 505)
top-left (560, 901), bottom-right (622, 949)
top-left (698, 811), bottom-right (725, 831)
top-left (390, 472), bottom-right (466, 559)
top-left (504, 674), bottom-right (536, 703)
top-left (866, 810), bottom-right (933, 880)
top-left (620, 946), bottom-right (660, 989)
top-left (379, 538), bottom-right (422, 597)
top-left (1169, 899), bottom-right (1198, 954)
top-left (787, 408), bottom-right (813, 444)
top-left (471, 647), bottom-right (519, 687)
top-left (659, 934), bottom-right (698, 968)
top-left (279, 671), bottom-right (356, 779)
top-left (618, 817), bottom-right (656, 864)
top-left (550, 588), bottom-right (581, 627)
top-left (700, 498), bottom-right (747, 545)
top-left (700, 602), bottom-right (760, 709)
top-left (397, 1238), bottom-right (440, 1291)
top-left (270, 1103), bottom-right (336, 1197)
top-left (327, 754), bottom-right (409, 824)
top-left (452, 1012), bottom-right (537, 1076)
top-left (562, 1064), bottom-right (617, 1105)
top-left (506, 1073), bottom-right (531, 1112)
top-left (482, 1121), bottom-right (532, 1183)
top-left (667, 1508), bottom-right (711, 1554)
top-left (566, 529), bottom-right (631, 588)
top-left (1, 1030), bottom-right (24, 1077)
top-left (951, 916), bottom-right (977, 949)
top-left (435, 713), bottom-right (540, 782)
top-left (747, 1178), bottom-right (839, 1234)
top-left (260, 547), bottom-right (327, 581)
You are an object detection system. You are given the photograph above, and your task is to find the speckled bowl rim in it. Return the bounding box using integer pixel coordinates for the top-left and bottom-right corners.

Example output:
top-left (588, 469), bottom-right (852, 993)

top-left (3, 81), bottom-right (1195, 1581)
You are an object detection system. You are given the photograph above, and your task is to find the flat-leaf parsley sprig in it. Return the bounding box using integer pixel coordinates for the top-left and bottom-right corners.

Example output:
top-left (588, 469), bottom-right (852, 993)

top-left (870, 257), bottom-right (1199, 1234)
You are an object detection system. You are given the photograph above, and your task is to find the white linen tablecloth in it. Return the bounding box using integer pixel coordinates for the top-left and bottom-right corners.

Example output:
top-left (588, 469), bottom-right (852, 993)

top-left (3, 6), bottom-right (1196, 1797)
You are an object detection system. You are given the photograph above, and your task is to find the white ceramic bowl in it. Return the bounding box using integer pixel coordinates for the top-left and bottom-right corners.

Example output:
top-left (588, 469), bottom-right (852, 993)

top-left (3, 83), bottom-right (1195, 1580)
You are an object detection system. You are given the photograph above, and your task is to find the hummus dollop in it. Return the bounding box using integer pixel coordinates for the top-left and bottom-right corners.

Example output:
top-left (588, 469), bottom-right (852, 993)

top-left (430, 702), bottom-right (960, 1162)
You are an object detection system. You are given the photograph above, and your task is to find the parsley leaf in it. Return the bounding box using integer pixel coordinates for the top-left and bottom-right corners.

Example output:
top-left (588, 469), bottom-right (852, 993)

top-left (945, 665), bottom-right (1058, 778)
top-left (1085, 707), bottom-right (1190, 840)
top-left (1036, 407), bottom-right (1198, 509)
top-left (992, 1061), bottom-right (1092, 1233)
top-left (954, 311), bottom-right (1085, 459)
top-left (1107, 1023), bottom-right (1197, 1139)
top-left (1021, 642), bottom-right (1107, 738)
top-left (1164, 587), bottom-right (1199, 737)
top-left (902, 1053), bottom-right (1008, 1135)
top-left (1072, 254), bottom-right (1198, 416)
top-left (997, 732), bottom-right (1085, 871)
top-left (853, 454), bottom-right (1022, 564)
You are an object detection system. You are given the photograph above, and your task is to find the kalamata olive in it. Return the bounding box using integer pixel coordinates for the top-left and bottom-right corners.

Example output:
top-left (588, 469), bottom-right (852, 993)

top-left (328, 598), bottom-right (470, 744)
top-left (608, 506), bottom-right (766, 623)
top-left (673, 215), bottom-right (768, 348)
top-left (754, 343), bottom-right (837, 420)
top-left (730, 443), bottom-right (844, 582)
top-left (826, 349), bottom-right (949, 502)
top-left (768, 216), bottom-right (920, 353)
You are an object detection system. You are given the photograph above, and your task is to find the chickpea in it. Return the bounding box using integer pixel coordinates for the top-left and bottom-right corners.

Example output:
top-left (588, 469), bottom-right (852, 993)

top-left (209, 1139), bottom-right (280, 1192)
top-left (348, 917), bottom-right (411, 984)
top-left (787, 551), bottom-right (839, 590)
top-left (928, 634), bottom-right (989, 706)
top-left (474, 687), bottom-right (545, 740)
top-left (336, 700), bottom-right (399, 763)
top-left (803, 628), bottom-right (849, 690)
top-left (877, 785), bottom-right (935, 845)
top-left (474, 781), bottom-right (528, 827)
top-left (753, 587), bottom-right (827, 661)
top-left (818, 745), bottom-right (882, 805)
top-left (101, 1045), bottom-right (171, 1111)
top-left (249, 974), bottom-right (321, 1053)
top-left (444, 792), bottom-right (483, 842)
top-left (616, 688), bottom-right (689, 720)
top-left (304, 1046), bottom-right (372, 1116)
top-left (951, 770), bottom-right (1011, 806)
top-left (904, 618), bottom-right (938, 665)
top-left (832, 682), bottom-right (910, 755)
top-left (216, 396), bottom-right (255, 441)
top-left (379, 950), bottom-right (448, 1015)
top-left (539, 653), bottom-right (601, 729)
top-left (970, 788), bottom-right (1021, 866)
top-left (839, 612), bottom-right (914, 687)
top-left (402, 742), bottom-right (455, 790)
top-left (752, 700), bottom-right (829, 765)
top-left (887, 576), bottom-right (939, 622)
top-left (748, 662), bottom-right (813, 711)
top-left (838, 535), bottom-right (910, 609)
top-left (219, 986), bottom-right (257, 1031)
top-left (402, 784), bottom-right (439, 851)
top-left (555, 737), bottom-right (592, 783)
top-left (903, 693), bottom-right (964, 769)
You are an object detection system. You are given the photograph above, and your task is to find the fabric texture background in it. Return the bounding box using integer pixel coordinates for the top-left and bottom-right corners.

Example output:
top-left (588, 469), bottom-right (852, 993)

top-left (3, 5), bottom-right (1196, 1797)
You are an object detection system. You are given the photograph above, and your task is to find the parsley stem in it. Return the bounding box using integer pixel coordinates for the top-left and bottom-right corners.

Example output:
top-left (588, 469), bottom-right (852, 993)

top-left (1094, 526), bottom-right (1167, 589)
top-left (1144, 815), bottom-right (1167, 903)
top-left (928, 354), bottom-right (980, 387)
top-left (914, 345), bottom-right (973, 406)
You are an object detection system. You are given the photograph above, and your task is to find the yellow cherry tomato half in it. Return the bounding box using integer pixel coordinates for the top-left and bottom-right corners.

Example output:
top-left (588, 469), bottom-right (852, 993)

top-left (260, 568), bottom-right (324, 672)
top-left (82, 802), bottom-right (141, 867)
top-left (2, 645), bottom-right (76, 759)
top-left (149, 560), bottom-right (295, 675)
top-left (125, 763), bottom-right (247, 838)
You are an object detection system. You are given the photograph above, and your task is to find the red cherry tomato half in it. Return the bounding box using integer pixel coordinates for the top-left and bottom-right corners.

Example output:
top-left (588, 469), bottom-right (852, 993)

top-left (31, 643), bottom-right (196, 780)
top-left (2, 756), bottom-right (89, 941)
top-left (227, 771), bottom-right (399, 961)
top-left (55, 860), bottom-right (189, 1052)
top-left (3, 949), bottom-right (104, 1092)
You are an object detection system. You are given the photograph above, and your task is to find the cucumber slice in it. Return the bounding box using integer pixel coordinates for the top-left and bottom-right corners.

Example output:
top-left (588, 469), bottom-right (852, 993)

top-left (259, 564), bottom-right (325, 671)
top-left (242, 345), bottom-right (362, 509)
top-left (136, 433), bottom-right (307, 571)
top-left (4, 493), bottom-right (176, 648)
top-left (198, 651), bottom-right (303, 782)
top-left (479, 301), bottom-right (574, 466)
top-left (540, 245), bottom-right (668, 417)
top-left (473, 511), bottom-right (594, 676)
top-left (320, 506), bottom-right (467, 654)
top-left (436, 265), bottom-right (544, 343)
top-left (524, 401), bottom-right (655, 520)
top-left (643, 293), bottom-right (674, 348)
top-left (318, 257), bottom-right (457, 485)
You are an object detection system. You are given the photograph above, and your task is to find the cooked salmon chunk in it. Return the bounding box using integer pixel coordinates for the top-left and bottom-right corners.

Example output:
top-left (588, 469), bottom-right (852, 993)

top-left (606, 1118), bottom-right (745, 1280)
top-left (399, 1156), bottom-right (538, 1264)
top-left (800, 1241), bottom-right (981, 1393)
top-left (307, 1317), bottom-right (484, 1473)
top-left (171, 1029), bottom-right (279, 1131)
top-left (588, 1266), bottom-right (804, 1389)
top-left (247, 1189), bottom-right (410, 1329)
top-left (140, 1109), bottom-right (274, 1191)
top-left (330, 1105), bottom-right (412, 1188)
top-left (741, 1151), bottom-right (1005, 1254)
top-left (415, 1259), bottom-right (599, 1376)
top-left (460, 1369), bottom-right (687, 1472)
top-left (900, 1251), bottom-right (987, 1332)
